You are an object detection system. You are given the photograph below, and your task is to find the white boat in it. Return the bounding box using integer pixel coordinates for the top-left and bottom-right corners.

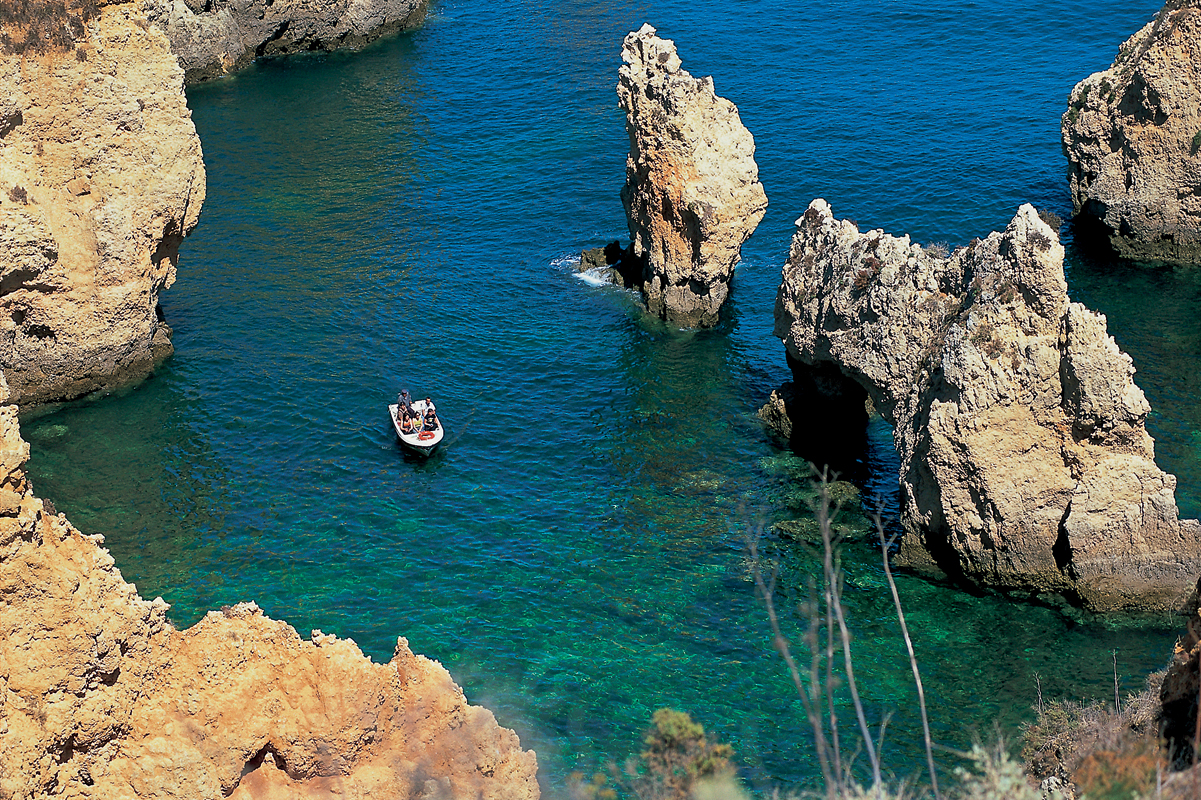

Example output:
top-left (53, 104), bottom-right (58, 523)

top-left (389, 398), bottom-right (444, 456)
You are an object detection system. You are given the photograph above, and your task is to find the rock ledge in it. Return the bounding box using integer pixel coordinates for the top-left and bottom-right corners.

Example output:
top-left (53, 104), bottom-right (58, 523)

top-left (144, 0), bottom-right (428, 83)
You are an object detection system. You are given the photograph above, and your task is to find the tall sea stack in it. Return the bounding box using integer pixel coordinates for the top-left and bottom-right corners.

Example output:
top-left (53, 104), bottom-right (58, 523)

top-left (773, 199), bottom-right (1201, 612)
top-left (616, 24), bottom-right (767, 328)
top-left (1062, 0), bottom-right (1201, 263)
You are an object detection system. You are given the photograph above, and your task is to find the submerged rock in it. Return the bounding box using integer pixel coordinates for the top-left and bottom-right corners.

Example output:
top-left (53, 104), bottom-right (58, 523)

top-left (616, 24), bottom-right (767, 328)
top-left (773, 198), bottom-right (1201, 611)
top-left (144, 0), bottom-right (428, 83)
top-left (0, 403), bottom-right (539, 798)
top-left (579, 240), bottom-right (643, 289)
top-left (0, 2), bottom-right (205, 406)
top-left (1062, 1), bottom-right (1201, 263)
top-left (757, 384), bottom-right (795, 440)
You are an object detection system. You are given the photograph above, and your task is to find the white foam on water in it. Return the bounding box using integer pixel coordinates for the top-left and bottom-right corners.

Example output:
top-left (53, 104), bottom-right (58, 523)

top-left (549, 254), bottom-right (581, 272)
top-left (573, 268), bottom-right (611, 288)
top-left (551, 252), bottom-right (613, 287)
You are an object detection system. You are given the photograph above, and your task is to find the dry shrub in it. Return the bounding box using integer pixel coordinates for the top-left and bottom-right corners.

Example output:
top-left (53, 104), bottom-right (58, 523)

top-left (569, 709), bottom-right (740, 800)
top-left (7, 186), bottom-right (27, 204)
top-left (1036, 209), bottom-right (1065, 231)
top-left (1029, 231), bottom-right (1053, 252)
top-left (924, 241), bottom-right (950, 259)
top-left (997, 281), bottom-right (1018, 305)
top-left (852, 268), bottom-right (873, 294)
top-left (0, 0), bottom-right (98, 55)
top-left (969, 320), bottom-right (1005, 359)
top-left (802, 206), bottom-right (825, 227)
top-left (1022, 670), bottom-right (1164, 789)
top-left (630, 709), bottom-right (736, 800)
top-left (1072, 739), bottom-right (1162, 800)
top-left (852, 256), bottom-right (882, 295)
top-left (1160, 762), bottom-right (1201, 799)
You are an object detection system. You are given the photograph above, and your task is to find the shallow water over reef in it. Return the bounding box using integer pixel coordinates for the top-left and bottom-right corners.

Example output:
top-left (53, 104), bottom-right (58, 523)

top-left (23, 0), bottom-right (1201, 794)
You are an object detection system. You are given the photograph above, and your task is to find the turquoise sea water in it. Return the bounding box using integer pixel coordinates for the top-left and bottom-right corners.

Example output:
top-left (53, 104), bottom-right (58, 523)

top-left (23, 0), bottom-right (1201, 795)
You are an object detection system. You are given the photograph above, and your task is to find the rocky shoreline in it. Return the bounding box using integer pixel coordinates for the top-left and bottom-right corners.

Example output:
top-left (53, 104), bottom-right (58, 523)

top-left (0, 0), bottom-right (427, 409)
top-left (145, 0), bottom-right (427, 84)
top-left (0, 396), bottom-right (538, 798)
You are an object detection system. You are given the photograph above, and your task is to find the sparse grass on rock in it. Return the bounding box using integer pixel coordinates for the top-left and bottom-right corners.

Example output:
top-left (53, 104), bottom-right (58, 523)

top-left (0, 0), bottom-right (98, 54)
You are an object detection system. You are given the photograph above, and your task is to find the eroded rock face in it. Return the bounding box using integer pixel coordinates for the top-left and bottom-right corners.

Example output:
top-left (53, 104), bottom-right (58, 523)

top-left (757, 384), bottom-right (795, 440)
top-left (0, 402), bottom-right (539, 799)
top-left (616, 24), bottom-right (767, 328)
top-left (0, 3), bottom-right (205, 406)
top-left (773, 199), bottom-right (1201, 611)
top-left (1161, 577), bottom-right (1201, 767)
top-left (143, 0), bottom-right (427, 83)
top-left (1062, 1), bottom-right (1201, 263)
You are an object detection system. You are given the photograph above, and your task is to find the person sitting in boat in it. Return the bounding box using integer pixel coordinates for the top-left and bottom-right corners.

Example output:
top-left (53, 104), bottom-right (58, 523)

top-left (398, 390), bottom-right (413, 414)
top-left (399, 409), bottom-right (416, 434)
top-left (422, 399), bottom-right (439, 431)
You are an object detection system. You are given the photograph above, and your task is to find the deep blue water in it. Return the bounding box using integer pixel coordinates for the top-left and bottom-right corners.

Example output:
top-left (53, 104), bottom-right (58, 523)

top-left (24, 0), bottom-right (1201, 795)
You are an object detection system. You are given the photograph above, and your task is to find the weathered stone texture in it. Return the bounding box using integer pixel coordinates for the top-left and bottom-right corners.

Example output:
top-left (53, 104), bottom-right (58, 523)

top-left (1062, 1), bottom-right (1201, 263)
top-left (617, 24), bottom-right (767, 328)
top-left (0, 403), bottom-right (539, 799)
top-left (757, 384), bottom-right (794, 440)
top-left (0, 2), bottom-right (205, 406)
top-left (143, 0), bottom-right (428, 83)
top-left (773, 199), bottom-right (1201, 611)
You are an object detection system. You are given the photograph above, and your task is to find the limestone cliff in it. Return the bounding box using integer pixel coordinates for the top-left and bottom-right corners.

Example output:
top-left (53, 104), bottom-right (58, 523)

top-left (1062, 0), bottom-right (1201, 263)
top-left (0, 401), bottom-right (539, 799)
top-left (143, 0), bottom-right (427, 83)
top-left (616, 24), bottom-right (767, 328)
top-left (772, 199), bottom-right (1201, 611)
top-left (0, 1), bottom-right (205, 406)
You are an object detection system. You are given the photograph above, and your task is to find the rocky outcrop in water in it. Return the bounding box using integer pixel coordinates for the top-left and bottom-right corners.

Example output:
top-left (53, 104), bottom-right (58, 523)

top-left (0, 2), bottom-right (205, 406)
top-left (616, 24), bottom-right (767, 328)
top-left (757, 384), bottom-right (795, 440)
top-left (143, 0), bottom-right (427, 83)
top-left (0, 400), bottom-right (539, 799)
top-left (772, 199), bottom-right (1201, 611)
top-left (1062, 0), bottom-right (1201, 263)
